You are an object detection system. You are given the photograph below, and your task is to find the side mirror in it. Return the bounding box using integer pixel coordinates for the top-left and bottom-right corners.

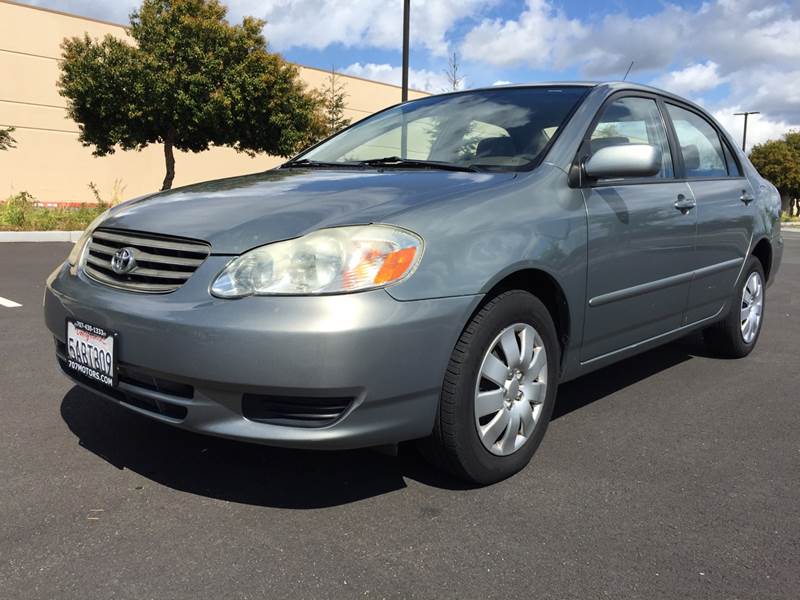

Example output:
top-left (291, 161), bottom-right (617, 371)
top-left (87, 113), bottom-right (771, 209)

top-left (584, 144), bottom-right (661, 180)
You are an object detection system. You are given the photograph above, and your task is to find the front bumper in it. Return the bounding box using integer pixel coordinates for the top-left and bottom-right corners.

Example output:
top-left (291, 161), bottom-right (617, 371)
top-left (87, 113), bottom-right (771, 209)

top-left (45, 259), bottom-right (480, 449)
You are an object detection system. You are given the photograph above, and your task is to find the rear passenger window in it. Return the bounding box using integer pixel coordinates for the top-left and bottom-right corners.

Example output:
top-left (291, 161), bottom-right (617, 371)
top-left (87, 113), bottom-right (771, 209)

top-left (722, 142), bottom-right (742, 176)
top-left (666, 104), bottom-right (728, 178)
top-left (590, 97), bottom-right (674, 179)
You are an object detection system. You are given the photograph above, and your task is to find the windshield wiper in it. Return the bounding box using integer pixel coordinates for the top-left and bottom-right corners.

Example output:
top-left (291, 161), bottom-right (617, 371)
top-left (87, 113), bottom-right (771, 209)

top-left (357, 156), bottom-right (479, 172)
top-left (281, 158), bottom-right (362, 169)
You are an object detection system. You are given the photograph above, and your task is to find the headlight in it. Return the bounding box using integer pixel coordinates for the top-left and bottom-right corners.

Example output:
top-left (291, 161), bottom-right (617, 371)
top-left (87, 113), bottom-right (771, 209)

top-left (68, 209), bottom-right (110, 269)
top-left (211, 225), bottom-right (423, 297)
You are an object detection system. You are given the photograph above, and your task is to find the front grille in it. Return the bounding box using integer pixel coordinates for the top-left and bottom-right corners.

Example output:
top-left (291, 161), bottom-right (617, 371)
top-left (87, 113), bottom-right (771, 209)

top-left (56, 340), bottom-right (192, 420)
top-left (83, 228), bottom-right (211, 293)
top-left (119, 364), bottom-right (194, 399)
top-left (242, 394), bottom-right (354, 428)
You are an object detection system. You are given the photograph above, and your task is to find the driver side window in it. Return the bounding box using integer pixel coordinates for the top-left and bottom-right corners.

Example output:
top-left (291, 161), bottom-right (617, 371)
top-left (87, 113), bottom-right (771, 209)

top-left (590, 97), bottom-right (674, 179)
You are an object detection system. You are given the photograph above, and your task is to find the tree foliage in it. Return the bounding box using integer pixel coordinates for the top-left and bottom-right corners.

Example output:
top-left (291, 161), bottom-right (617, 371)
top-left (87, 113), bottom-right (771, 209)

top-left (58, 0), bottom-right (322, 190)
top-left (320, 68), bottom-right (351, 137)
top-left (0, 127), bottom-right (16, 151)
top-left (749, 130), bottom-right (800, 214)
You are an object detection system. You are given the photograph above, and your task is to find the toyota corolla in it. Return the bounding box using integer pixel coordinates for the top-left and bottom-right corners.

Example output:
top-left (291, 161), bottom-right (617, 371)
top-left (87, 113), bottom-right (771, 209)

top-left (45, 82), bottom-right (783, 484)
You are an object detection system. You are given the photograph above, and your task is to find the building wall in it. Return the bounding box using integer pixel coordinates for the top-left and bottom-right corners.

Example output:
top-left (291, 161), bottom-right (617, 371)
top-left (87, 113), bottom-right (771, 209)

top-left (0, 0), bottom-right (427, 203)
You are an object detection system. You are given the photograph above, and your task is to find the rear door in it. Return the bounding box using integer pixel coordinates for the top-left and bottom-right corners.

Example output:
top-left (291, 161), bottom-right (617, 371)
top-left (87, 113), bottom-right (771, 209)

top-left (580, 95), bottom-right (696, 361)
top-left (664, 103), bottom-right (754, 323)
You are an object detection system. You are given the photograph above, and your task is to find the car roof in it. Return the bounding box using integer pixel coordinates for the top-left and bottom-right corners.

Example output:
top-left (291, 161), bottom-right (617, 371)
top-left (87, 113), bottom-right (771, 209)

top-left (437, 80), bottom-right (711, 119)
top-left (472, 80), bottom-right (681, 99)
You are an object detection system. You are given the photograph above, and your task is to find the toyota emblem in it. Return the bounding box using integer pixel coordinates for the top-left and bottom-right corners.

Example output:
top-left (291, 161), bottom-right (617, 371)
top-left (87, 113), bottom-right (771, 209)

top-left (111, 247), bottom-right (137, 275)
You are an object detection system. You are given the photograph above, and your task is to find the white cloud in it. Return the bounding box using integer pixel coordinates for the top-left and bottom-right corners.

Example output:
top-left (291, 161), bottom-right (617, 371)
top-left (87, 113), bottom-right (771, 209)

top-left (247, 0), bottom-right (492, 56)
top-left (651, 62), bottom-right (724, 96)
top-left (713, 107), bottom-right (796, 150)
top-left (573, 1), bottom-right (800, 80)
top-left (461, 0), bottom-right (586, 69)
top-left (342, 62), bottom-right (458, 93)
top-left (28, 0), bottom-right (138, 23)
top-left (724, 68), bottom-right (800, 123)
top-left (492, 80), bottom-right (512, 86)
top-left (31, 0), bottom-right (494, 56)
top-left (460, 0), bottom-right (800, 128)
top-left (461, 0), bottom-right (800, 78)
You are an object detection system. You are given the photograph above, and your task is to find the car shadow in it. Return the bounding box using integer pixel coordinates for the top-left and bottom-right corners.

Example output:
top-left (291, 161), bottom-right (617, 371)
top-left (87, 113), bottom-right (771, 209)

top-left (553, 331), bottom-right (711, 420)
top-left (59, 387), bottom-right (479, 509)
top-left (60, 332), bottom-right (712, 508)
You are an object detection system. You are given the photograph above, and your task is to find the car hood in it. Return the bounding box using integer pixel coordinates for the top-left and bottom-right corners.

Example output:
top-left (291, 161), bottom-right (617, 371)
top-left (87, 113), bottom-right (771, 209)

top-left (102, 168), bottom-right (516, 254)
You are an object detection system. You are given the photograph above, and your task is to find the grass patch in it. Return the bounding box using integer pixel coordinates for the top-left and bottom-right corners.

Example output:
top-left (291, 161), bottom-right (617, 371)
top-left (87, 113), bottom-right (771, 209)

top-left (782, 213), bottom-right (800, 223)
top-left (0, 192), bottom-right (107, 231)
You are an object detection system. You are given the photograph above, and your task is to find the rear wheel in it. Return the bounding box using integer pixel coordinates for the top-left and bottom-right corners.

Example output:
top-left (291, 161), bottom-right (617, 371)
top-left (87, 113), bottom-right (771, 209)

top-left (704, 255), bottom-right (765, 358)
top-left (420, 290), bottom-right (559, 485)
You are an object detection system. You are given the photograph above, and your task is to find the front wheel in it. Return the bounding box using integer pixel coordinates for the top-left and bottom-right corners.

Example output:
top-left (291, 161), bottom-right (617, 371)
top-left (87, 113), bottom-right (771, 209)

top-left (420, 290), bottom-right (559, 485)
top-left (704, 256), bottom-right (766, 358)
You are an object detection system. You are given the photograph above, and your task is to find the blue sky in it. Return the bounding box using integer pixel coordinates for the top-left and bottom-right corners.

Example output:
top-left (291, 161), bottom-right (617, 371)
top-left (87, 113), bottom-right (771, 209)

top-left (29, 0), bottom-right (800, 147)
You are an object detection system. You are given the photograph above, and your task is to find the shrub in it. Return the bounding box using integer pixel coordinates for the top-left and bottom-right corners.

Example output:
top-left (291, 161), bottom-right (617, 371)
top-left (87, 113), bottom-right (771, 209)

top-left (0, 192), bottom-right (35, 227)
top-left (0, 192), bottom-right (108, 231)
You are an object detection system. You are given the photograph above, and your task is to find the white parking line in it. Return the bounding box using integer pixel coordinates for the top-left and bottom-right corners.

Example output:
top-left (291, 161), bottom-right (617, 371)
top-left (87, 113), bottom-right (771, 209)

top-left (0, 296), bottom-right (22, 308)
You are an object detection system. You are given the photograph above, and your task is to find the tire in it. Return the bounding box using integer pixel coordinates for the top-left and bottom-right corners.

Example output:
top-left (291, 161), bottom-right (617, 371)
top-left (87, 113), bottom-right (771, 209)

top-left (420, 290), bottom-right (560, 485)
top-left (704, 255), bottom-right (766, 358)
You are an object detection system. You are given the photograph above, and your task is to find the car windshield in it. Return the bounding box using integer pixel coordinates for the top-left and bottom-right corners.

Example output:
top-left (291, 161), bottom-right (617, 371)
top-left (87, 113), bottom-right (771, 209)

top-left (297, 86), bottom-right (589, 172)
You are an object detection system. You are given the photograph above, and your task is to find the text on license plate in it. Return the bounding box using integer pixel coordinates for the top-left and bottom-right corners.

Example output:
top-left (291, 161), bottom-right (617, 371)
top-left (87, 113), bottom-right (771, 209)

top-left (66, 320), bottom-right (115, 386)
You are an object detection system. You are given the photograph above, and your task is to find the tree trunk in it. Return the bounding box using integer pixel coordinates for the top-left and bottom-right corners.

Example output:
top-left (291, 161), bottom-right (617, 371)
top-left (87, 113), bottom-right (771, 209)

top-left (161, 128), bottom-right (176, 191)
top-left (780, 192), bottom-right (791, 215)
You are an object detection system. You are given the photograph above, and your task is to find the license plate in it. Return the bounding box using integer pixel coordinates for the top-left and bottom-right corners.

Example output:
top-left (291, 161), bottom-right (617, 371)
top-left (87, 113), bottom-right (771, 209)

top-left (66, 319), bottom-right (116, 387)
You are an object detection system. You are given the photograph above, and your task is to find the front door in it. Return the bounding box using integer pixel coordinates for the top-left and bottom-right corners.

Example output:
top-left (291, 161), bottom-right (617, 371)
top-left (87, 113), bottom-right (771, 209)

top-left (580, 95), bottom-right (697, 361)
top-left (664, 103), bottom-right (754, 323)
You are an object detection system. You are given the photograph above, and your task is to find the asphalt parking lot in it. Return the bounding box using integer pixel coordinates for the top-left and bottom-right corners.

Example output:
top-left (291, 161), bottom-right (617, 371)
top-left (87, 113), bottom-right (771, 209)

top-left (1, 235), bottom-right (799, 599)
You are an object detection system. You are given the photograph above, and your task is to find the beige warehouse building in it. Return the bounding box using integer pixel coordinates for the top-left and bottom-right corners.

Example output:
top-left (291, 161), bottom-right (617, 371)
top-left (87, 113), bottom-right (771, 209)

top-left (0, 0), bottom-right (427, 204)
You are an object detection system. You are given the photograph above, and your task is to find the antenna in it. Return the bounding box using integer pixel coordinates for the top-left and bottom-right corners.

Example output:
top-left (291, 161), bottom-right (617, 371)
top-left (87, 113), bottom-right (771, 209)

top-left (622, 61), bottom-right (634, 81)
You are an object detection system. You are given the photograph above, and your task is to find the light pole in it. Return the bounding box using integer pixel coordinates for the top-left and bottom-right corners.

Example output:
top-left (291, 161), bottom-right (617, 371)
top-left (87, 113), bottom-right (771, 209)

top-left (401, 0), bottom-right (410, 102)
top-left (400, 0), bottom-right (410, 158)
top-left (733, 111), bottom-right (760, 152)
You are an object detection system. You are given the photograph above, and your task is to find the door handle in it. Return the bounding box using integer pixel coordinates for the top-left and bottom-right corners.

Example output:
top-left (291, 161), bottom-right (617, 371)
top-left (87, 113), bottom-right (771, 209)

top-left (740, 191), bottom-right (755, 205)
top-left (674, 194), bottom-right (696, 213)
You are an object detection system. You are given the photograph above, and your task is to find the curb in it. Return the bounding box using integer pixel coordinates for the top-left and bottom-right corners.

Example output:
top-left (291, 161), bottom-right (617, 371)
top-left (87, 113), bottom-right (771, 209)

top-left (0, 231), bottom-right (83, 243)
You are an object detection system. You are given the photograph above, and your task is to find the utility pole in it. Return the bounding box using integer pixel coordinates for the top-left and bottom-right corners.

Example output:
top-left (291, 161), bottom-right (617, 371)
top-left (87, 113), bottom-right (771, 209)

top-left (733, 111), bottom-right (760, 152)
top-left (401, 0), bottom-right (410, 102)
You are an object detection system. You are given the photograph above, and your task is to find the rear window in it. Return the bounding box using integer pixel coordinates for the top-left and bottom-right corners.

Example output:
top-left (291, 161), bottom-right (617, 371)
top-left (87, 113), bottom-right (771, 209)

top-left (666, 104), bottom-right (729, 178)
top-left (722, 142), bottom-right (742, 177)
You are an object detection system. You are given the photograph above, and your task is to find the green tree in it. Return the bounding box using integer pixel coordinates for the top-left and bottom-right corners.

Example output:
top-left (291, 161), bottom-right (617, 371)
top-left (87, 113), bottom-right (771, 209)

top-left (58, 0), bottom-right (321, 191)
top-left (320, 68), bottom-right (351, 137)
top-left (749, 130), bottom-right (800, 215)
top-left (0, 127), bottom-right (15, 151)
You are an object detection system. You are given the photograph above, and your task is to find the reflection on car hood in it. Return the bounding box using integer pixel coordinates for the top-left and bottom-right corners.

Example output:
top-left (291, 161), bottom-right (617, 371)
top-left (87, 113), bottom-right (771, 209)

top-left (101, 168), bottom-right (514, 254)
